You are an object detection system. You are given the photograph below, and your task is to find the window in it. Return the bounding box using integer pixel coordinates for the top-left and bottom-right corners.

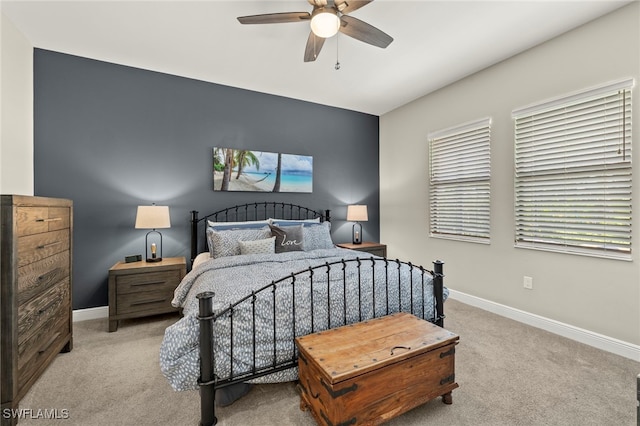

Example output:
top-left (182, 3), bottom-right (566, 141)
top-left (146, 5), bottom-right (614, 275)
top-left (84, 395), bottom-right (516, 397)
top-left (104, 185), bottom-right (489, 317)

top-left (428, 118), bottom-right (491, 243)
top-left (513, 78), bottom-right (633, 259)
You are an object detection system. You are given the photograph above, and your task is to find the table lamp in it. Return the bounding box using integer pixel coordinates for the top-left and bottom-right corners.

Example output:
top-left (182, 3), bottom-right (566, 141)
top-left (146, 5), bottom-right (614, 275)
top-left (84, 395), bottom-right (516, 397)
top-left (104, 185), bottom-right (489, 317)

top-left (346, 205), bottom-right (368, 245)
top-left (135, 205), bottom-right (171, 262)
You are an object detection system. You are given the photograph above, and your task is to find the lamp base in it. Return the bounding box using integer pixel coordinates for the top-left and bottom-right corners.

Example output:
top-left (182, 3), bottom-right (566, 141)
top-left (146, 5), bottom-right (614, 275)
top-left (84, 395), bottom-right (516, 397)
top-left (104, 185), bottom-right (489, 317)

top-left (352, 222), bottom-right (363, 245)
top-left (146, 257), bottom-right (162, 263)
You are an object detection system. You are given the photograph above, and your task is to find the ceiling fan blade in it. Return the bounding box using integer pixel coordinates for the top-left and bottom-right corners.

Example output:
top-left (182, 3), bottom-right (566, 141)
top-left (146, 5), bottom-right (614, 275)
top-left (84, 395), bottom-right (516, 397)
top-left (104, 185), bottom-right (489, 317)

top-left (237, 12), bottom-right (310, 25)
top-left (304, 31), bottom-right (326, 62)
top-left (339, 15), bottom-right (393, 48)
top-left (334, 0), bottom-right (373, 15)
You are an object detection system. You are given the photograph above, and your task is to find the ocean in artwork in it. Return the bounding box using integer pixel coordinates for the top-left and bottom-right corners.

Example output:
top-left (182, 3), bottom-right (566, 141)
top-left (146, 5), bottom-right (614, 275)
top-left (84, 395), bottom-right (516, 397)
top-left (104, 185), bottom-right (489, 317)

top-left (213, 148), bottom-right (313, 193)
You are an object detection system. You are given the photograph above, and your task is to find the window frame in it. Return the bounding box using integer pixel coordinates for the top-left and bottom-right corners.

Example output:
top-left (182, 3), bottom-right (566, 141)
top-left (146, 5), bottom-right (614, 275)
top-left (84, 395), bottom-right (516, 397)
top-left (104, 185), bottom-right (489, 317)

top-left (512, 78), bottom-right (634, 260)
top-left (428, 117), bottom-right (492, 244)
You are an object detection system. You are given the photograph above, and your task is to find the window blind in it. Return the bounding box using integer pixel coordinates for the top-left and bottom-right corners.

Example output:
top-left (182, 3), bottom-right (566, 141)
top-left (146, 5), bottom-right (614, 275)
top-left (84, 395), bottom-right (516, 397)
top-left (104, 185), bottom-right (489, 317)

top-left (513, 79), bottom-right (633, 259)
top-left (429, 118), bottom-right (491, 243)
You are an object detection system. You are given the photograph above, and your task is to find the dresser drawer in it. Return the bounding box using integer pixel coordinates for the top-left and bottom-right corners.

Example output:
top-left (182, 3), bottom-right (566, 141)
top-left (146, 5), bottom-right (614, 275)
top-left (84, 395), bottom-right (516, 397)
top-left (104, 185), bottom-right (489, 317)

top-left (17, 229), bottom-right (70, 268)
top-left (16, 206), bottom-right (70, 237)
top-left (18, 279), bottom-right (70, 345)
top-left (17, 251), bottom-right (70, 305)
top-left (17, 303), bottom-right (69, 380)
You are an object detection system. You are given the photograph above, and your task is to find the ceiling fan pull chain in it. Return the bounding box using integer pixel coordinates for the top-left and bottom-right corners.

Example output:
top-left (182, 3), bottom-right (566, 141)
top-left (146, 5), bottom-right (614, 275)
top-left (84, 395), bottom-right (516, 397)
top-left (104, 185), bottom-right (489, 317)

top-left (335, 32), bottom-right (341, 70)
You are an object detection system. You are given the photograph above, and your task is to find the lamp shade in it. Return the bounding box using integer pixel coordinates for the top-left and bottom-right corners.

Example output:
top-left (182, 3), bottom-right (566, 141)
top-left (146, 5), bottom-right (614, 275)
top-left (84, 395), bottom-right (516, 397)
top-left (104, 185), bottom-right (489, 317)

top-left (346, 205), bottom-right (368, 222)
top-left (135, 205), bottom-right (171, 229)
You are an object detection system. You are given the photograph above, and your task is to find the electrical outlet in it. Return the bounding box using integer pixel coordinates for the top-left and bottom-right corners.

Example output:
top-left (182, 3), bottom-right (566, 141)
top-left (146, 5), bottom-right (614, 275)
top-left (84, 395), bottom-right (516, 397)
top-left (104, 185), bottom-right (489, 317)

top-left (523, 276), bottom-right (533, 290)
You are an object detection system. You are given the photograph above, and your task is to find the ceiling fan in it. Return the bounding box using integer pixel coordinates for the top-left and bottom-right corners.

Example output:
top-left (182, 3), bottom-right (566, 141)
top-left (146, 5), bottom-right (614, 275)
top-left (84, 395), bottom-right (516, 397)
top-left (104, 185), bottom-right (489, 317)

top-left (237, 0), bottom-right (393, 62)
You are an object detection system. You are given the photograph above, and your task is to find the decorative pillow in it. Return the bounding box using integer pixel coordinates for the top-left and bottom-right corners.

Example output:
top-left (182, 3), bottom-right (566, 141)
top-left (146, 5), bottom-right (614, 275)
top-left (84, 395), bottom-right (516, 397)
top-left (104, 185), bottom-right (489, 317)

top-left (302, 222), bottom-right (334, 251)
top-left (206, 226), bottom-right (271, 258)
top-left (269, 224), bottom-right (304, 253)
top-left (239, 236), bottom-right (275, 255)
top-left (207, 219), bottom-right (271, 231)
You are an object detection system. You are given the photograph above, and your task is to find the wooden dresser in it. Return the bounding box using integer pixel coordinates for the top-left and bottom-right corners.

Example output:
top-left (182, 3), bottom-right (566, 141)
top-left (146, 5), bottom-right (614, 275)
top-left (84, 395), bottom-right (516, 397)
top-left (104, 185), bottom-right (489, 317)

top-left (1, 195), bottom-right (73, 424)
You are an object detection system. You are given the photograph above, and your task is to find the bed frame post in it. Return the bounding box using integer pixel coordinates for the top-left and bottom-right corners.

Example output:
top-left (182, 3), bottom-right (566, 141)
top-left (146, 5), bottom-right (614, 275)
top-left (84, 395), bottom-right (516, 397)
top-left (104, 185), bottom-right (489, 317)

top-left (191, 210), bottom-right (199, 266)
top-left (433, 260), bottom-right (445, 328)
top-left (197, 291), bottom-right (217, 426)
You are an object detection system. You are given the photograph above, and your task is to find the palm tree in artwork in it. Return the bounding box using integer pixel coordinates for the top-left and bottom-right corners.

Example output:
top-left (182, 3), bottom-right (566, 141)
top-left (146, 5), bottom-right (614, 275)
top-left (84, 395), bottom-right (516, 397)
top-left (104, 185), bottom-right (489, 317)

top-left (221, 148), bottom-right (234, 191)
top-left (272, 152), bottom-right (282, 192)
top-left (235, 150), bottom-right (260, 179)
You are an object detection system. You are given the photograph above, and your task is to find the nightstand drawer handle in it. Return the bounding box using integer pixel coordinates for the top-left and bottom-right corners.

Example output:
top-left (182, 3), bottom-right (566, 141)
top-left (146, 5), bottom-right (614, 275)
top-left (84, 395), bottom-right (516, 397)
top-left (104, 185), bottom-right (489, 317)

top-left (37, 241), bottom-right (62, 250)
top-left (131, 298), bottom-right (166, 306)
top-left (131, 281), bottom-right (165, 287)
top-left (36, 217), bottom-right (62, 223)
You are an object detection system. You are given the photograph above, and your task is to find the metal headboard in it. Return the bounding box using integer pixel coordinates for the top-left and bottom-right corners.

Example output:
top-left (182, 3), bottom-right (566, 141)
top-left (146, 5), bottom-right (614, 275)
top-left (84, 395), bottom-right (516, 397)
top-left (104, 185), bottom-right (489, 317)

top-left (190, 202), bottom-right (331, 265)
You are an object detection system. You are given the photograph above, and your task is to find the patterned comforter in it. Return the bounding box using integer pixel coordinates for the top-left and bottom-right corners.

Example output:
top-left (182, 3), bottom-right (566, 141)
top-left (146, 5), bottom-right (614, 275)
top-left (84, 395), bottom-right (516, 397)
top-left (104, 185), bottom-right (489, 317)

top-left (159, 248), bottom-right (447, 391)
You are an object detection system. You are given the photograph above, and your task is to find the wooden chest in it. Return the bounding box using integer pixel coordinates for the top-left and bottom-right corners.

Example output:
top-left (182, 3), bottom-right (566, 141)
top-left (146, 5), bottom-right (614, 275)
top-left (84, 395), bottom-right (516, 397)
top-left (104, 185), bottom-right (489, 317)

top-left (295, 312), bottom-right (459, 425)
top-left (1, 195), bottom-right (73, 426)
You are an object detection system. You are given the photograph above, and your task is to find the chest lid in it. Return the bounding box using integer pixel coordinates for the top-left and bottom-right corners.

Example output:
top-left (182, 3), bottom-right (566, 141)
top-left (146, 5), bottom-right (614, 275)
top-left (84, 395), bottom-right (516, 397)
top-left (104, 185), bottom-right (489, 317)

top-left (296, 312), bottom-right (459, 385)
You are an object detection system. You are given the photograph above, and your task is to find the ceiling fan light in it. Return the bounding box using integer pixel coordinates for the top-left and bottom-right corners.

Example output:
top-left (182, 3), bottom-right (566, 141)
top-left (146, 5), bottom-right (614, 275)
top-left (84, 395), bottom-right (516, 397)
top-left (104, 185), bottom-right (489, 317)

top-left (310, 8), bottom-right (340, 38)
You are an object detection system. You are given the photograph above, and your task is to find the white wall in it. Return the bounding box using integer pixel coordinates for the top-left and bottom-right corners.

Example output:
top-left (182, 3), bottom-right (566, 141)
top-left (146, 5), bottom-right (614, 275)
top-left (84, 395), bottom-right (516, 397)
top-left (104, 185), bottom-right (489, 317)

top-left (380, 3), bottom-right (640, 346)
top-left (1, 12), bottom-right (34, 195)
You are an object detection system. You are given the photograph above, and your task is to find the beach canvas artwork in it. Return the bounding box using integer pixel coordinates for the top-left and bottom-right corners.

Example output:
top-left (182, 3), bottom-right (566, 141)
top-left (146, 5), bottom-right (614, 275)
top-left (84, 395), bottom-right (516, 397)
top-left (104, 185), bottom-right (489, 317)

top-left (213, 147), bottom-right (313, 193)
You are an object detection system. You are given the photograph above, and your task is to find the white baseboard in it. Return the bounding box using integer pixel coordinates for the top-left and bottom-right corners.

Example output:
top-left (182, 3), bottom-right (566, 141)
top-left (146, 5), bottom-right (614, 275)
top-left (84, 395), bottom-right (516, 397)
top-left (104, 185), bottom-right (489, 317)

top-left (72, 305), bottom-right (108, 323)
top-left (74, 293), bottom-right (640, 362)
top-left (448, 289), bottom-right (640, 362)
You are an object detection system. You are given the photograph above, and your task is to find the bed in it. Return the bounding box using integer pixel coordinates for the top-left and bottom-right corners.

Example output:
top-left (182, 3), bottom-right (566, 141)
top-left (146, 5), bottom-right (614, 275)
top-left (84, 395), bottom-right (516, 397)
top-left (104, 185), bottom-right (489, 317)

top-left (159, 202), bottom-right (448, 426)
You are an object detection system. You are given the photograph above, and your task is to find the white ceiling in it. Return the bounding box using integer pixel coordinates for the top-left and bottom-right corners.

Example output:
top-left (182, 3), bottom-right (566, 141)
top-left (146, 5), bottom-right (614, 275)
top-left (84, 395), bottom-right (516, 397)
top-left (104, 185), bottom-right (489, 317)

top-left (2, 0), bottom-right (632, 115)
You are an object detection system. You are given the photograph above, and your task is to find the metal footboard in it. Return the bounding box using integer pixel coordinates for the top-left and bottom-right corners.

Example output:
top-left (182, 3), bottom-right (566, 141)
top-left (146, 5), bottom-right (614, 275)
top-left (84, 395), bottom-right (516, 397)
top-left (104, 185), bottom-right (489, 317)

top-left (196, 258), bottom-right (445, 426)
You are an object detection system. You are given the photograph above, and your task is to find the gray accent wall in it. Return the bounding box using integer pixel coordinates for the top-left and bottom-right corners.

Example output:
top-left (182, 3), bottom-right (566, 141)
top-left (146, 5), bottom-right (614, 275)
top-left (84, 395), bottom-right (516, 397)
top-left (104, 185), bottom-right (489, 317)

top-left (34, 49), bottom-right (380, 310)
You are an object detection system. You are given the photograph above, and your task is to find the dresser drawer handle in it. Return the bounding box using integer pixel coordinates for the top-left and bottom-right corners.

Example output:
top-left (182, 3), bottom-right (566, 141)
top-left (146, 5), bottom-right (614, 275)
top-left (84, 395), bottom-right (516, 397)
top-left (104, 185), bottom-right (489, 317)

top-left (38, 299), bottom-right (60, 316)
top-left (38, 332), bottom-right (61, 354)
top-left (131, 298), bottom-right (166, 306)
top-left (37, 241), bottom-right (62, 249)
top-left (36, 217), bottom-right (63, 223)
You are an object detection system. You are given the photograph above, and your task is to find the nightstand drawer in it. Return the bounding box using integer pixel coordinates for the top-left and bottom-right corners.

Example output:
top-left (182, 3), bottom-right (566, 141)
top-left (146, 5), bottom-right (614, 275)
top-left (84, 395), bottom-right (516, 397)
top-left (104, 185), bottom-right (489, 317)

top-left (116, 291), bottom-right (175, 315)
top-left (365, 247), bottom-right (386, 257)
top-left (115, 270), bottom-right (181, 295)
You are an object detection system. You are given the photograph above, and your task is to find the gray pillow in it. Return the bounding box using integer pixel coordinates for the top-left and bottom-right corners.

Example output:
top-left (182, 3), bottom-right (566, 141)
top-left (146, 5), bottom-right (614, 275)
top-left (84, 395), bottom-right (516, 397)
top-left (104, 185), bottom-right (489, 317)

top-left (269, 224), bottom-right (304, 253)
top-left (302, 222), bottom-right (334, 251)
top-left (206, 226), bottom-right (271, 258)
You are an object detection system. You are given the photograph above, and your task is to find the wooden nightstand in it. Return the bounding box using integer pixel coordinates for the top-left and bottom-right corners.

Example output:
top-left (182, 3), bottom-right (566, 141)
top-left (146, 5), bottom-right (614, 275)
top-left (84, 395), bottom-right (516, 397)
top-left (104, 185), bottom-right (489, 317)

top-left (108, 257), bottom-right (186, 332)
top-left (336, 242), bottom-right (387, 257)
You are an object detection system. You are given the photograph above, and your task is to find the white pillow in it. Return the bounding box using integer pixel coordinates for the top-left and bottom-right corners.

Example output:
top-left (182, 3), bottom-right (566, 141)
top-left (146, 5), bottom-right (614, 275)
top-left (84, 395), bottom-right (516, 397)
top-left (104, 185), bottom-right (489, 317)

top-left (192, 252), bottom-right (211, 269)
top-left (239, 236), bottom-right (276, 255)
